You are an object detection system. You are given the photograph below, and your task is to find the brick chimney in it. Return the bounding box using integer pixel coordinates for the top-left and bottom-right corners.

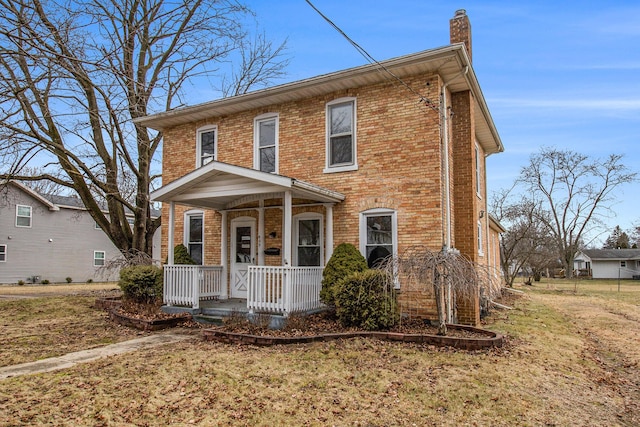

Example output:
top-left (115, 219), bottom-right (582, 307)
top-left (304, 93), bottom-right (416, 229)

top-left (450, 9), bottom-right (472, 62)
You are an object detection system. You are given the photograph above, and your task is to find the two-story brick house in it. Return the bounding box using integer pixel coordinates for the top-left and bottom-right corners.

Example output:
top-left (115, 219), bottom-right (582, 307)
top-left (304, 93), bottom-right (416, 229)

top-left (137, 10), bottom-right (503, 325)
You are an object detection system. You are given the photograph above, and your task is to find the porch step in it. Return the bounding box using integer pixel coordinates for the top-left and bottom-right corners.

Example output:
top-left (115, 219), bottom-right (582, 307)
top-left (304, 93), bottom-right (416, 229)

top-left (192, 314), bottom-right (225, 326)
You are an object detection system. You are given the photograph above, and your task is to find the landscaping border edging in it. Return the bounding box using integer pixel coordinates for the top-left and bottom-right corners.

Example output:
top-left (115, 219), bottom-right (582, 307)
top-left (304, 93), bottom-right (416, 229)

top-left (108, 309), bottom-right (192, 332)
top-left (94, 296), bottom-right (122, 311)
top-left (202, 324), bottom-right (503, 350)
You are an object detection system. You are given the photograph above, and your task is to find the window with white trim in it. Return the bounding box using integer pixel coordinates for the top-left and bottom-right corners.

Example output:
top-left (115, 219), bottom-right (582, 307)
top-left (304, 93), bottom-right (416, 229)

top-left (360, 209), bottom-right (397, 268)
top-left (94, 251), bottom-right (105, 267)
top-left (16, 205), bottom-right (32, 227)
top-left (620, 260), bottom-right (626, 268)
top-left (0, 244), bottom-right (6, 262)
top-left (254, 114), bottom-right (278, 173)
top-left (294, 213), bottom-right (323, 266)
top-left (325, 98), bottom-right (357, 172)
top-left (185, 211), bottom-right (204, 265)
top-left (478, 221), bottom-right (484, 255)
top-left (475, 144), bottom-right (481, 196)
top-left (196, 125), bottom-right (217, 167)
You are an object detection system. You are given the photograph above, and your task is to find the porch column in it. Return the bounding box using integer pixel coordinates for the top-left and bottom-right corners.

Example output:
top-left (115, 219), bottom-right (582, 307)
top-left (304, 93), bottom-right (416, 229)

top-left (324, 203), bottom-right (334, 264)
top-left (257, 201), bottom-right (265, 265)
top-left (221, 210), bottom-right (228, 299)
top-left (283, 190), bottom-right (292, 265)
top-left (168, 201), bottom-right (175, 265)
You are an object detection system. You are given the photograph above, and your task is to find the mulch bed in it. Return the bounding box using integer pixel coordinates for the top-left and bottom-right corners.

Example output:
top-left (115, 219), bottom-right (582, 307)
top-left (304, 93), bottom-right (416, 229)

top-left (100, 297), bottom-right (511, 349)
top-left (204, 311), bottom-right (504, 350)
top-left (99, 299), bottom-right (196, 331)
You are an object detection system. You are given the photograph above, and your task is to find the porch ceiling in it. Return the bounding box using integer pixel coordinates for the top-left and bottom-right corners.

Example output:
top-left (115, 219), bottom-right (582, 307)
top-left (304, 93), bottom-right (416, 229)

top-left (151, 161), bottom-right (345, 210)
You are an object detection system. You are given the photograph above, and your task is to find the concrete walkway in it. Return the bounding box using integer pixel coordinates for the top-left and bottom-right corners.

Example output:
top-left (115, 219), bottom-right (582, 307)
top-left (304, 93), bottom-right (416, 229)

top-left (0, 332), bottom-right (194, 380)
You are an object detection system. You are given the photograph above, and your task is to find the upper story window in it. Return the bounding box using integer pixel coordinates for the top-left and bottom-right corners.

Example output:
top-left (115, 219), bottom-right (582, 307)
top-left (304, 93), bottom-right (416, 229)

top-left (254, 114), bottom-right (278, 173)
top-left (16, 205), bottom-right (32, 228)
top-left (325, 98), bottom-right (357, 173)
top-left (478, 221), bottom-right (484, 256)
top-left (196, 125), bottom-right (217, 167)
top-left (475, 144), bottom-right (481, 196)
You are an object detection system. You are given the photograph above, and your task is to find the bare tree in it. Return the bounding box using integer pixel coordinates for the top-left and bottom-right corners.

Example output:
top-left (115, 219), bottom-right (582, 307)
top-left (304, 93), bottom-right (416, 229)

top-left (15, 166), bottom-right (67, 196)
top-left (491, 188), bottom-right (558, 286)
top-left (519, 148), bottom-right (637, 278)
top-left (382, 247), bottom-right (492, 336)
top-left (0, 0), bottom-right (288, 259)
top-left (631, 222), bottom-right (640, 249)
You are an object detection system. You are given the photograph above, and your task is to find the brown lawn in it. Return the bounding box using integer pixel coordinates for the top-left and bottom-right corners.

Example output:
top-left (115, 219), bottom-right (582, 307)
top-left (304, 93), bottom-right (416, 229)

top-left (0, 279), bottom-right (638, 426)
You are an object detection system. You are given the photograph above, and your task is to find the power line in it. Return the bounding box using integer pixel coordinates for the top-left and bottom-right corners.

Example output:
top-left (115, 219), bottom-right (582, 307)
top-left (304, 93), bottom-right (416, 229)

top-left (304, 0), bottom-right (438, 111)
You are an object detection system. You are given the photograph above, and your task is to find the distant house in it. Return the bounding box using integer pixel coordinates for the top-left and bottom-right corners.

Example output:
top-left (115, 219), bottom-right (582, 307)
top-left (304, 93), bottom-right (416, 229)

top-left (574, 249), bottom-right (640, 279)
top-left (0, 181), bottom-right (161, 284)
top-left (136, 10), bottom-right (504, 326)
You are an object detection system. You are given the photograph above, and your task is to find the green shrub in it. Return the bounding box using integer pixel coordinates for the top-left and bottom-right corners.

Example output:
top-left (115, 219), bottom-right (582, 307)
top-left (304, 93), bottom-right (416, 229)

top-left (86, 278), bottom-right (93, 284)
top-left (17, 280), bottom-right (24, 286)
top-left (321, 243), bottom-right (367, 307)
top-left (65, 277), bottom-right (73, 283)
top-left (334, 269), bottom-right (399, 331)
top-left (173, 244), bottom-right (196, 265)
top-left (118, 265), bottom-right (163, 304)
top-left (40, 279), bottom-right (50, 285)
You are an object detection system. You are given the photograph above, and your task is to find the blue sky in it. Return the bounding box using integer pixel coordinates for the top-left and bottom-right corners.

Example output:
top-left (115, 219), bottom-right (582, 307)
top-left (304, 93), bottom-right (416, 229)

top-left (208, 1), bottom-right (640, 240)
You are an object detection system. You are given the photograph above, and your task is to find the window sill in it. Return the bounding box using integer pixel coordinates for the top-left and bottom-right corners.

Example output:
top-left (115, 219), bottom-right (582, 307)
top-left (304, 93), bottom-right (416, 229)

top-left (323, 164), bottom-right (358, 174)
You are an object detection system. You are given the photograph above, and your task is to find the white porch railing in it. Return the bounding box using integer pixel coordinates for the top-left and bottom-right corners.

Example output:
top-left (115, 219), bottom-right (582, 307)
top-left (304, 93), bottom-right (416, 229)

top-left (163, 265), bottom-right (224, 309)
top-left (248, 266), bottom-right (324, 315)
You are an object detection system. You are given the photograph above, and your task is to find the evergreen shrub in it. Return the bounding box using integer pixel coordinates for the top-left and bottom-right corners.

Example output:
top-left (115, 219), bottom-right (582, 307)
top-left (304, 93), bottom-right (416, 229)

top-left (334, 269), bottom-right (399, 331)
top-left (118, 265), bottom-right (163, 304)
top-left (320, 243), bottom-right (367, 307)
top-left (173, 244), bottom-right (196, 265)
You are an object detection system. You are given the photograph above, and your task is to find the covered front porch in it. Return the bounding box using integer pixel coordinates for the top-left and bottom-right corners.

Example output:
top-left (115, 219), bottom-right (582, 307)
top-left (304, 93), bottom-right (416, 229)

top-left (151, 161), bottom-right (345, 317)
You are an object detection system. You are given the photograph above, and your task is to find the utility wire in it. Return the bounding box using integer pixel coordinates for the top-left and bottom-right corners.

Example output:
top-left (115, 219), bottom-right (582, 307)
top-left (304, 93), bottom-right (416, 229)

top-left (304, 0), bottom-right (438, 111)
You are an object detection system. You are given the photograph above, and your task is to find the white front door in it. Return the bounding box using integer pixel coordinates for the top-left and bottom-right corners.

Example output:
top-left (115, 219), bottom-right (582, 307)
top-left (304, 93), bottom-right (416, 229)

top-left (231, 219), bottom-right (256, 298)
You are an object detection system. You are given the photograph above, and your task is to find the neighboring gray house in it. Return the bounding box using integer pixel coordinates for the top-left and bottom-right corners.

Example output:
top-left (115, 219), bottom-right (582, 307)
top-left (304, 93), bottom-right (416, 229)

top-left (0, 181), bottom-right (161, 284)
top-left (574, 249), bottom-right (640, 279)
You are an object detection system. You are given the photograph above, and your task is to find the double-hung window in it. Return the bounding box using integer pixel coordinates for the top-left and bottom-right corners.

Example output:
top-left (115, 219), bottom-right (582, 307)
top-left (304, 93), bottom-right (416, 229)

top-left (254, 114), bottom-right (278, 173)
top-left (185, 211), bottom-right (204, 265)
top-left (196, 125), bottom-right (217, 167)
top-left (16, 205), bottom-right (32, 227)
top-left (360, 209), bottom-right (397, 269)
top-left (325, 98), bottom-right (357, 173)
top-left (294, 214), bottom-right (323, 266)
top-left (478, 221), bottom-right (484, 256)
top-left (475, 144), bottom-right (481, 196)
top-left (0, 244), bottom-right (6, 262)
top-left (94, 251), bottom-right (105, 267)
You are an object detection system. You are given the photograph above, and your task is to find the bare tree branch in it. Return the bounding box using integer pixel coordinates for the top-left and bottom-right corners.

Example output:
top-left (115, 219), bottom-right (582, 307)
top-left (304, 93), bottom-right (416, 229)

top-left (0, 0), bottom-right (289, 257)
top-left (517, 147), bottom-right (637, 278)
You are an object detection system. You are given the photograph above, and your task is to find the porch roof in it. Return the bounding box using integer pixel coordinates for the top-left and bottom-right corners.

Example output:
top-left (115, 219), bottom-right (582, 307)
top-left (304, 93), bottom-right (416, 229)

top-left (151, 161), bottom-right (345, 210)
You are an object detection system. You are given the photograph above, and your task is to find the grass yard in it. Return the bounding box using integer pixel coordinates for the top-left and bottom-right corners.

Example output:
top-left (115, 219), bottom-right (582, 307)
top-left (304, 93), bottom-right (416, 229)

top-left (0, 279), bottom-right (639, 426)
top-left (0, 283), bottom-right (141, 367)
